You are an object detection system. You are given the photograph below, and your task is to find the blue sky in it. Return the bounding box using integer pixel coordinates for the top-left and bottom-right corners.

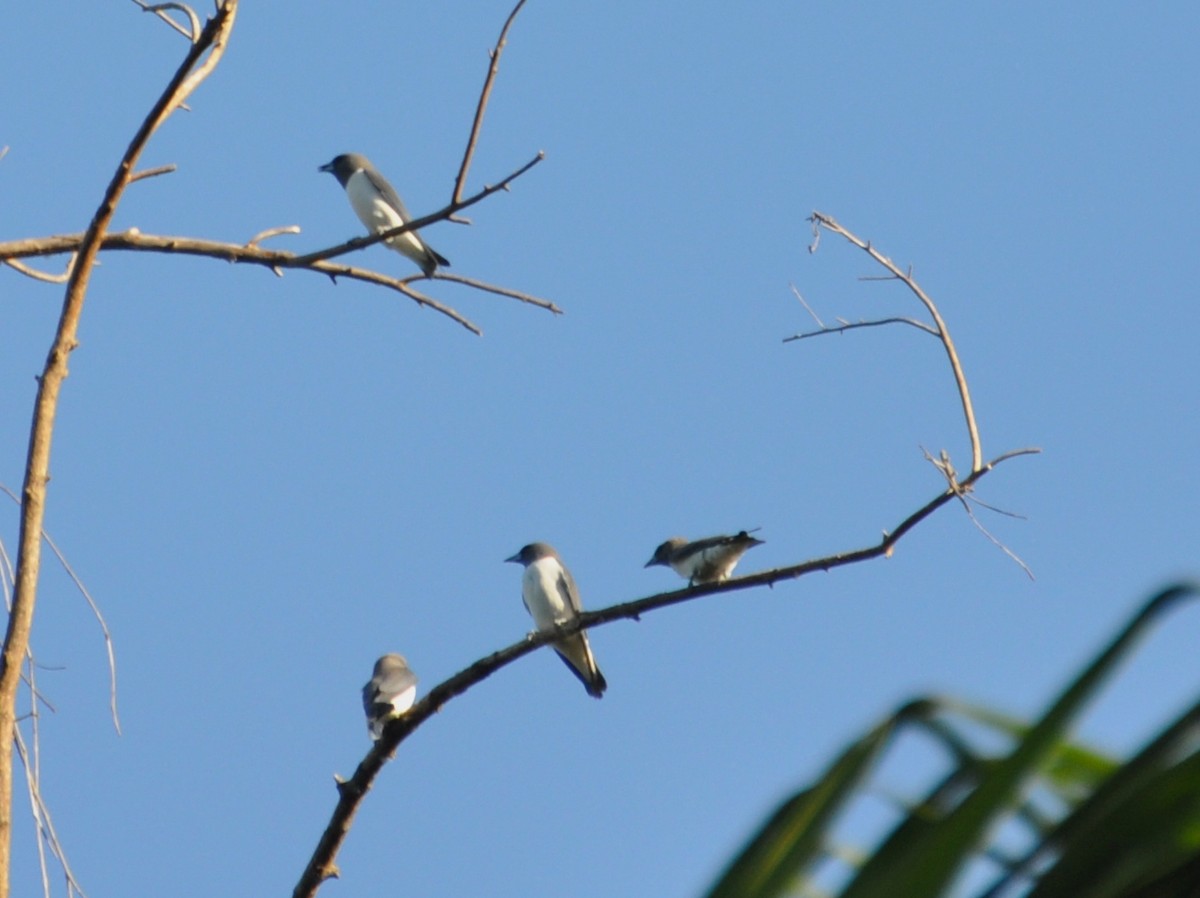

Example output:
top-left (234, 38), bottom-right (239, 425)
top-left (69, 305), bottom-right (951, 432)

top-left (2, 2), bottom-right (1198, 896)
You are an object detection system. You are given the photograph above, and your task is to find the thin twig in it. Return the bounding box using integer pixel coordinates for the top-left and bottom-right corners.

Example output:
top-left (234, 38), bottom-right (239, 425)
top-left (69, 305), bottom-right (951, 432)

top-left (292, 447), bottom-right (1039, 898)
top-left (959, 495), bottom-right (1035, 580)
top-left (14, 731), bottom-right (88, 898)
top-left (131, 0), bottom-right (200, 41)
top-left (245, 225), bottom-right (300, 247)
top-left (129, 164), bottom-right (177, 184)
top-left (435, 272), bottom-right (562, 314)
top-left (808, 211), bottom-right (984, 473)
top-left (2, 258), bottom-right (75, 285)
top-left (451, 0), bottom-right (529, 213)
top-left (784, 316), bottom-right (939, 343)
top-left (790, 283), bottom-right (825, 329)
top-left (919, 447), bottom-right (1035, 579)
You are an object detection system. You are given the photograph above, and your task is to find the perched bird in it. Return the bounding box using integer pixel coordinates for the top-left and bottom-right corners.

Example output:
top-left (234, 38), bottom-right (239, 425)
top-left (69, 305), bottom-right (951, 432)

top-left (362, 653), bottom-right (419, 741)
top-left (319, 153), bottom-right (450, 276)
top-left (505, 542), bottom-right (607, 699)
top-left (645, 531), bottom-right (765, 585)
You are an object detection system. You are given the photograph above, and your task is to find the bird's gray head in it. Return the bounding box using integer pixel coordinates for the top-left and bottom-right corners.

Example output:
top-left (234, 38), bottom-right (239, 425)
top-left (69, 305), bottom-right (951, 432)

top-left (505, 542), bottom-right (559, 566)
top-left (318, 153), bottom-right (369, 186)
top-left (645, 537), bottom-right (687, 568)
top-left (373, 653), bottom-right (409, 675)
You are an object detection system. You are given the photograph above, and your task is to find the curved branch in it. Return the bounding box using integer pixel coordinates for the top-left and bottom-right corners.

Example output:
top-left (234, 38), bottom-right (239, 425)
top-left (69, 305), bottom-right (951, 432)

top-left (2, 154), bottom-right (550, 334)
top-left (808, 212), bottom-right (983, 474)
top-left (0, 5), bottom-right (237, 894)
top-left (2, 258), bottom-right (74, 285)
top-left (292, 446), bottom-right (1040, 898)
top-left (0, 231), bottom-right (488, 335)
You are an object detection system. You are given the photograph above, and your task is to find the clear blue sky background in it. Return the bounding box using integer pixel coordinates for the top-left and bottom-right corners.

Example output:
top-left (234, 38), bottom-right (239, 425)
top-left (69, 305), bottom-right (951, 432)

top-left (2, 2), bottom-right (1198, 896)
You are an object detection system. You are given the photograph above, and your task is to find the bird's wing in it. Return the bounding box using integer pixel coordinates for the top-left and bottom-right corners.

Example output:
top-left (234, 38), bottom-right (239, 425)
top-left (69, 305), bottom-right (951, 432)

top-left (556, 565), bottom-right (584, 616)
top-left (362, 166), bottom-right (414, 224)
top-left (379, 665), bottom-right (419, 697)
top-left (681, 533), bottom-right (739, 559)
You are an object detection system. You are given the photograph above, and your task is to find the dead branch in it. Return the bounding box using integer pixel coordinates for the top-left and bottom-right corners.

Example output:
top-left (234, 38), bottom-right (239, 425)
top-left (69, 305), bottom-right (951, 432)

top-left (245, 225), bottom-right (301, 247)
top-left (1, 153), bottom-right (548, 334)
top-left (785, 316), bottom-right (939, 342)
top-left (805, 212), bottom-right (983, 474)
top-left (131, 0), bottom-right (201, 41)
top-left (0, 230), bottom-right (487, 334)
top-left (292, 447), bottom-right (1039, 898)
top-left (2, 258), bottom-right (75, 285)
top-left (0, 6), bottom-right (238, 895)
top-left (434, 272), bottom-right (561, 314)
top-left (129, 163), bottom-right (177, 183)
top-left (451, 0), bottom-right (530, 216)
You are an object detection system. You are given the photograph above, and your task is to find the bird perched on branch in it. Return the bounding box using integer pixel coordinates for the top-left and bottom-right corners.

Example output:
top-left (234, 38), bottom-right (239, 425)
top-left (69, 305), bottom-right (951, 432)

top-left (362, 653), bottom-right (419, 741)
top-left (319, 153), bottom-right (450, 277)
top-left (505, 542), bottom-right (607, 699)
top-left (644, 531), bottom-right (765, 585)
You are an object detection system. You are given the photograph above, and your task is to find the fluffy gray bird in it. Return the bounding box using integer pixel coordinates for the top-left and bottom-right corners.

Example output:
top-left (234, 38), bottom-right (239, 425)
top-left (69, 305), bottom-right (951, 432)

top-left (319, 153), bottom-right (450, 276)
top-left (505, 542), bottom-right (607, 699)
top-left (362, 653), bottom-right (419, 741)
top-left (645, 531), bottom-right (765, 585)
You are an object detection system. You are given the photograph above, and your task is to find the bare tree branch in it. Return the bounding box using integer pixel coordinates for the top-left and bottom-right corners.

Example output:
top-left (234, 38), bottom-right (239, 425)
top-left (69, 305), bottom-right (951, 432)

top-left (806, 212), bottom-right (984, 474)
top-left (245, 225), bottom-right (301, 247)
top-left (131, 0), bottom-right (201, 41)
top-left (784, 316), bottom-right (939, 342)
top-left (1, 153), bottom-right (548, 335)
top-left (435, 272), bottom-right (561, 314)
top-left (451, 0), bottom-right (530, 217)
top-left (0, 6), bottom-right (237, 894)
top-left (1, 231), bottom-right (485, 335)
top-left (292, 447), bottom-right (1039, 898)
top-left (2, 258), bottom-right (75, 285)
top-left (129, 163), bottom-right (177, 184)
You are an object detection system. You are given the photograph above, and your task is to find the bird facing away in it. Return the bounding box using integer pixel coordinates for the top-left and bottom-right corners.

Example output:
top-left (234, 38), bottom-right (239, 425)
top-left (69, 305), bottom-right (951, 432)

top-left (505, 542), bottom-right (607, 699)
top-left (362, 653), bottom-right (419, 741)
top-left (319, 153), bottom-right (450, 277)
top-left (645, 531), bottom-right (765, 585)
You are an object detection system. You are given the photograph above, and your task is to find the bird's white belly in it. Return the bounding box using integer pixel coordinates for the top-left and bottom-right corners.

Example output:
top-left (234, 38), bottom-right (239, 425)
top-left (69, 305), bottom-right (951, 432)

top-left (523, 559), bottom-right (571, 629)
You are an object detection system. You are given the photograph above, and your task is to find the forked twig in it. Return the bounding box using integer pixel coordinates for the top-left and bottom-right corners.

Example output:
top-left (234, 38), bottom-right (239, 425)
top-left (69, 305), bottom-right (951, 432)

top-left (806, 211), bottom-right (983, 473)
top-left (451, 0), bottom-right (530, 214)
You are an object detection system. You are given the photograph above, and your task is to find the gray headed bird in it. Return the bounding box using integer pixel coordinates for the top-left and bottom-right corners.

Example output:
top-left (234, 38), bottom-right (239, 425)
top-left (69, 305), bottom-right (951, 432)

top-left (319, 153), bottom-right (449, 276)
top-left (505, 542), bottom-right (607, 699)
top-left (362, 653), bottom-right (419, 741)
top-left (645, 531), bottom-right (764, 585)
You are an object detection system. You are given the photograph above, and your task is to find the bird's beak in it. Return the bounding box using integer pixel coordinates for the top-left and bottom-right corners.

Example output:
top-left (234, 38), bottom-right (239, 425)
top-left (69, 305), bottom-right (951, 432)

top-left (504, 552), bottom-right (521, 564)
top-left (318, 162), bottom-right (334, 173)
top-left (644, 557), bottom-right (659, 568)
